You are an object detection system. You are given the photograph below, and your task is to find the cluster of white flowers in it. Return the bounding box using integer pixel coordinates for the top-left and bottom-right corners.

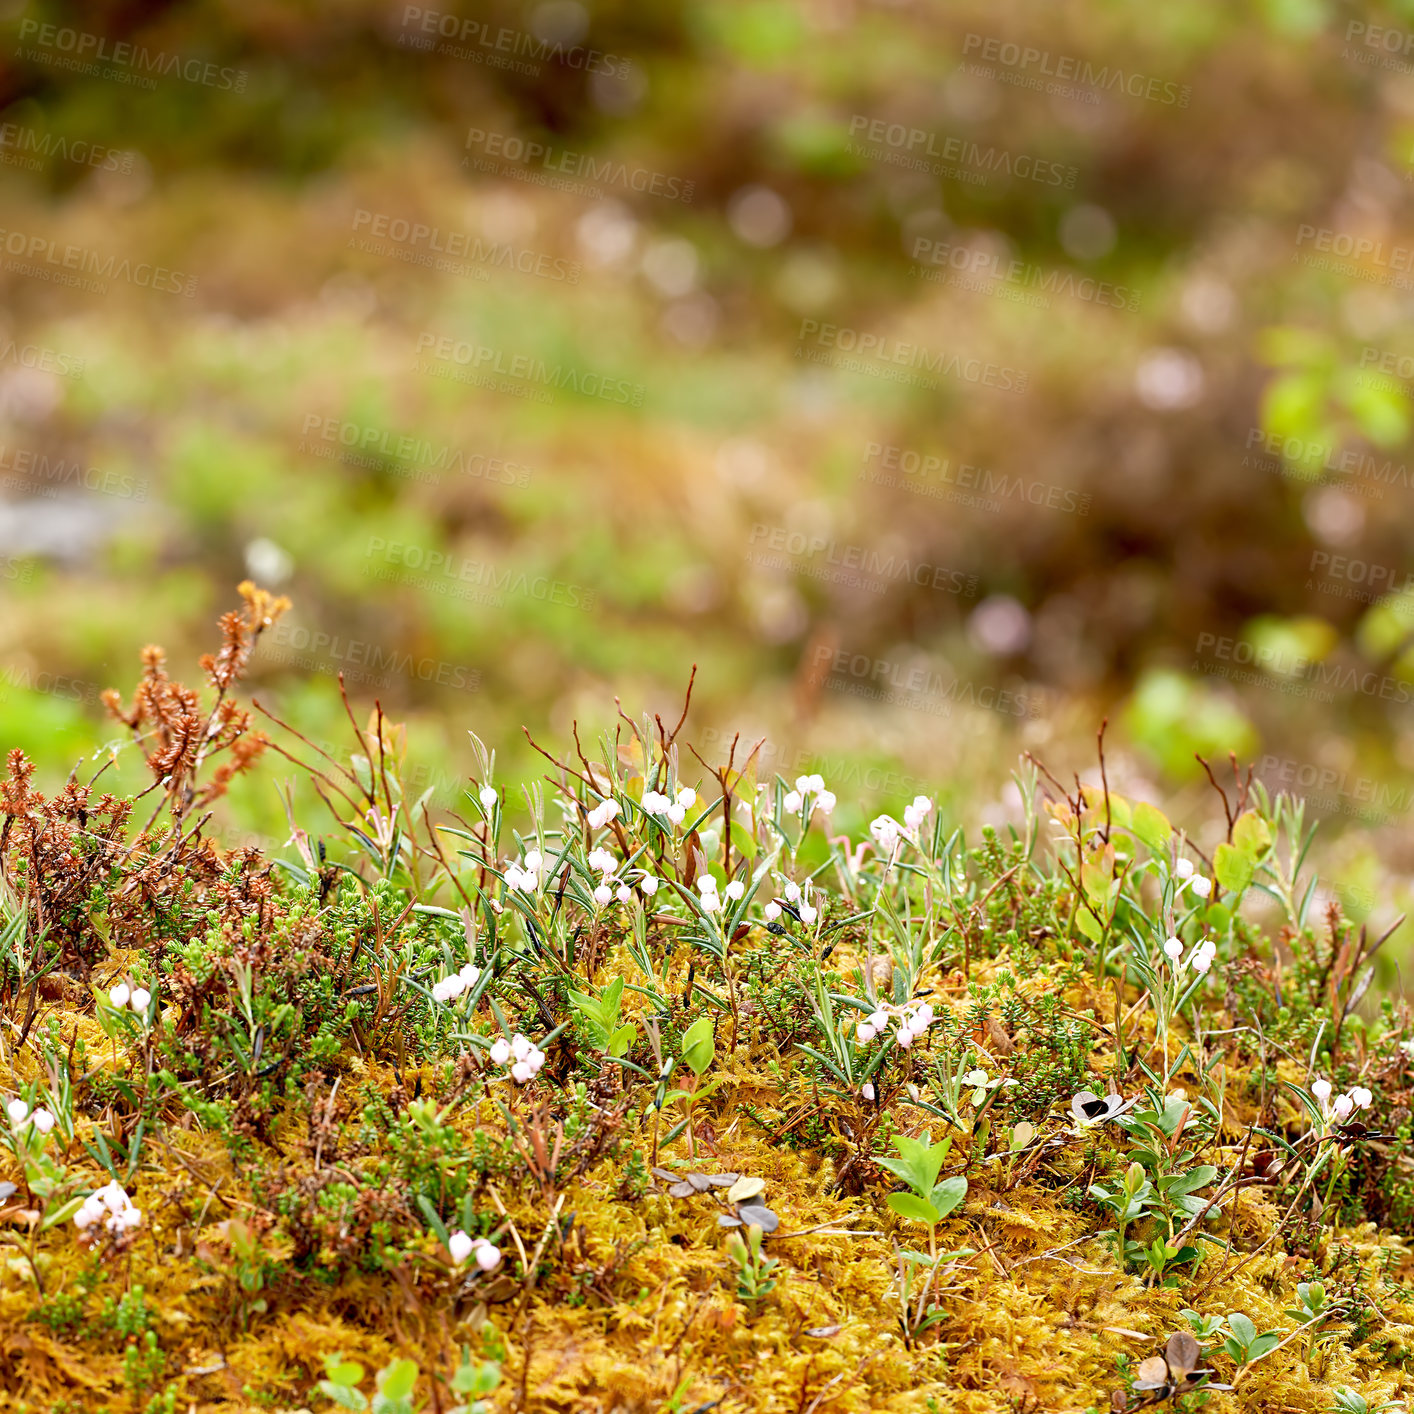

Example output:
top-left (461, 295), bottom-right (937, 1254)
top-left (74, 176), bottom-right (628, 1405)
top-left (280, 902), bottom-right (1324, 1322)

top-left (696, 875), bottom-right (746, 915)
top-left (504, 850), bottom-right (547, 892)
top-left (587, 797), bottom-right (620, 830)
top-left (7, 1098), bottom-right (55, 1135)
top-left (1161, 935), bottom-right (1217, 974)
top-left (762, 878), bottom-right (817, 924)
top-left (447, 1229), bottom-right (502, 1271)
top-left (1173, 858), bottom-right (1212, 899)
top-left (782, 774), bottom-right (837, 816)
top-left (1311, 1078), bottom-right (1373, 1123)
top-left (490, 1033), bottom-right (546, 1084)
top-left (641, 786), bottom-right (697, 825)
top-left (869, 797), bottom-right (932, 852)
top-left (74, 1180), bottom-right (141, 1235)
top-left (431, 963), bottom-right (481, 1004)
top-left (856, 1000), bottom-right (934, 1049)
top-left (108, 982), bottom-right (152, 1013)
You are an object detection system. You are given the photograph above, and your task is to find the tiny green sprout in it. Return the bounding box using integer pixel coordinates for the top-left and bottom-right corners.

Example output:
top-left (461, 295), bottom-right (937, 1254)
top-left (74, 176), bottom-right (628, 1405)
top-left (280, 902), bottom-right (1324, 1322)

top-left (877, 1130), bottom-right (968, 1262)
top-left (317, 1354), bottom-right (368, 1412)
top-left (448, 1345), bottom-right (502, 1414)
top-left (566, 976), bottom-right (637, 1058)
top-left (1087, 1161), bottom-right (1152, 1270)
top-left (1221, 1312), bottom-right (1282, 1367)
top-left (725, 1222), bottom-right (778, 1307)
top-left (1332, 1388), bottom-right (1405, 1414)
top-left (1178, 1308), bottom-right (1226, 1340)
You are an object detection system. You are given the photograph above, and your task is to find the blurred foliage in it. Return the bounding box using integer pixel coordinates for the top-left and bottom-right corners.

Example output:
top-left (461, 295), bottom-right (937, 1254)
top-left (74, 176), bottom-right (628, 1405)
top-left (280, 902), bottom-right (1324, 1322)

top-left (2, 0), bottom-right (1414, 952)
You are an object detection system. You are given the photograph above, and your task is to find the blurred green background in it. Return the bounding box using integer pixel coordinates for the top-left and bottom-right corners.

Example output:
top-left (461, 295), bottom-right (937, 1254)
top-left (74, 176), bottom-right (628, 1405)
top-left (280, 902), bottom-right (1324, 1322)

top-left (3, 0), bottom-right (1414, 957)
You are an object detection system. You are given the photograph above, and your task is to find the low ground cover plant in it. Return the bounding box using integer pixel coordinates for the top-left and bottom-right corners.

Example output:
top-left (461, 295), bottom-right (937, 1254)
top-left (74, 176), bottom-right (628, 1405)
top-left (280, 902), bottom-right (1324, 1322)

top-left (1, 587), bottom-right (1413, 1412)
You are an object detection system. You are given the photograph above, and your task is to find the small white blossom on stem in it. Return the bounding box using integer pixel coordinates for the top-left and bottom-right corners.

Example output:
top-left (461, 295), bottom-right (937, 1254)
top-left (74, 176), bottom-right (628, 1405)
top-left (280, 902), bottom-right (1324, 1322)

top-left (74, 1180), bottom-right (141, 1235)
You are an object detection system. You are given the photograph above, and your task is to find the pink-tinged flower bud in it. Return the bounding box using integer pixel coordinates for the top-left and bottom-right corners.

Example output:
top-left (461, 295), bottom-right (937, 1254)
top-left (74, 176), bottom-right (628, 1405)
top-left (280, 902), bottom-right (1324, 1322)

top-left (31, 1108), bottom-right (55, 1136)
top-left (894, 1027), bottom-right (913, 1049)
top-left (108, 983), bottom-right (130, 1009)
top-left (475, 1242), bottom-right (502, 1271)
top-left (511, 1061), bottom-right (534, 1084)
top-left (448, 1230), bottom-right (474, 1264)
top-left (1312, 1078), bottom-right (1331, 1102)
top-left (857, 1023), bottom-right (876, 1044)
top-left (490, 1038), bottom-right (511, 1066)
top-left (1332, 1094), bottom-right (1354, 1120)
top-left (862, 1083), bottom-right (875, 1101)
top-left (1189, 877), bottom-right (1212, 898)
top-left (1351, 1086), bottom-right (1372, 1109)
top-left (510, 1034), bottom-right (531, 1062)
top-left (1163, 937), bottom-right (1183, 960)
top-left (6, 1099), bottom-right (28, 1126)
